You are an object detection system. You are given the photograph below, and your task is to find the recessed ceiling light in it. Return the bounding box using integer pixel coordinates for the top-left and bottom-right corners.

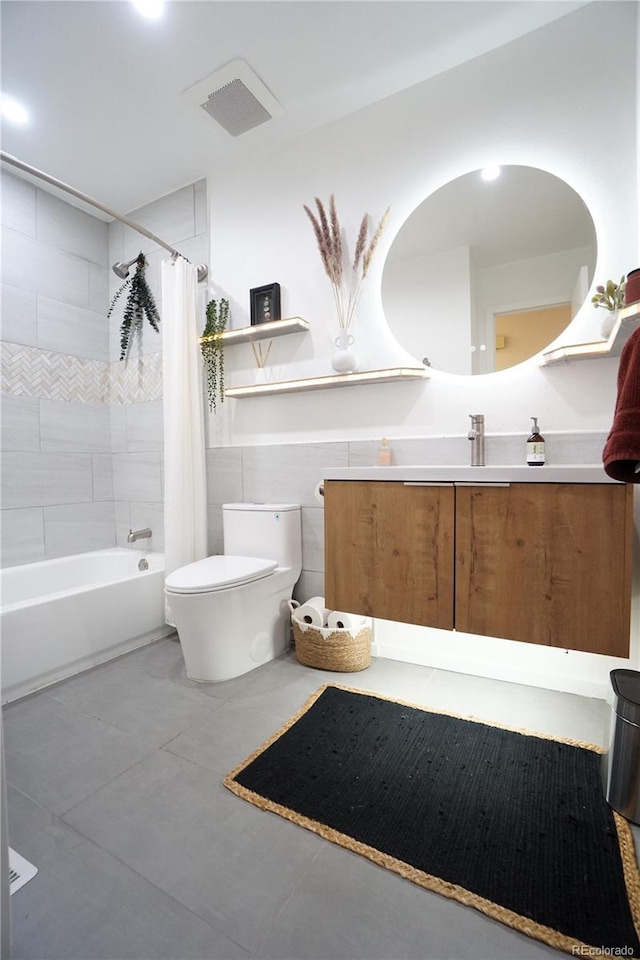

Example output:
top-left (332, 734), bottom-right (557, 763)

top-left (1, 95), bottom-right (29, 125)
top-left (132, 0), bottom-right (165, 19)
top-left (481, 166), bottom-right (501, 181)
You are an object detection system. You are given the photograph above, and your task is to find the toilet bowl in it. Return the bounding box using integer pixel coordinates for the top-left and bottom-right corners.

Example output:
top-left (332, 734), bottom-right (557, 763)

top-left (165, 503), bottom-right (301, 682)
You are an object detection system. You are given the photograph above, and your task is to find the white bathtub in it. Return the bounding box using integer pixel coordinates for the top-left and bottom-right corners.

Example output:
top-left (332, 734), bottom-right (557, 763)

top-left (1, 548), bottom-right (171, 703)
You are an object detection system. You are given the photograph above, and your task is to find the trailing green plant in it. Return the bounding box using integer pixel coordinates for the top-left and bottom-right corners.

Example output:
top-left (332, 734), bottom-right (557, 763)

top-left (592, 276), bottom-right (626, 312)
top-left (107, 252), bottom-right (161, 360)
top-left (201, 298), bottom-right (229, 411)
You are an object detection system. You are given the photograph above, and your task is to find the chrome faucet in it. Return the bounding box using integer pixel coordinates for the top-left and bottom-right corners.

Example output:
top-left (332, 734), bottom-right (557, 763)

top-left (127, 527), bottom-right (152, 543)
top-left (468, 415), bottom-right (485, 466)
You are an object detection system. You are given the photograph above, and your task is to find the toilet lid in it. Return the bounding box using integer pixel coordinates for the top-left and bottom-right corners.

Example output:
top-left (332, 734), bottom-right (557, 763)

top-left (165, 555), bottom-right (278, 595)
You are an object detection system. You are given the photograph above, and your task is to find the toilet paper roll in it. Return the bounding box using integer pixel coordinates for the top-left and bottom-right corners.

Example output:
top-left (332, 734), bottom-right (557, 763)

top-left (327, 610), bottom-right (361, 631)
top-left (296, 596), bottom-right (329, 628)
top-left (314, 481), bottom-right (325, 505)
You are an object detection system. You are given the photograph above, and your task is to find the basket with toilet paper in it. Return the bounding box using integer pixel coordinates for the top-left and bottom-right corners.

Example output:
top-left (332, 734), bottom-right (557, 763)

top-left (288, 597), bottom-right (371, 672)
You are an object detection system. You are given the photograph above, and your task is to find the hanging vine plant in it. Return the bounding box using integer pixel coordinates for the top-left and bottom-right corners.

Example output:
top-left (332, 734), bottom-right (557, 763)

top-left (201, 298), bottom-right (229, 412)
top-left (107, 252), bottom-right (161, 360)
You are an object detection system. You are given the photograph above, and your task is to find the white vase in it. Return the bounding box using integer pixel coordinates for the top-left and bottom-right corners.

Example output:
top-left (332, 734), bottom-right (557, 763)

top-left (600, 309), bottom-right (618, 339)
top-left (331, 329), bottom-right (358, 373)
top-left (254, 366), bottom-right (267, 384)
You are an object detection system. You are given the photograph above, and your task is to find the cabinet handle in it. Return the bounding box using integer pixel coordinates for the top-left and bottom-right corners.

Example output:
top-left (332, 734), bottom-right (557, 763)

top-left (403, 482), bottom-right (455, 487)
top-left (454, 481), bottom-right (511, 487)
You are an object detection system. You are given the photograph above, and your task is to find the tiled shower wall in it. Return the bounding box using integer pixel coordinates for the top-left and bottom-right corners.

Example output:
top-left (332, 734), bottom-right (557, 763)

top-left (0, 171), bottom-right (208, 567)
top-left (1, 172), bottom-right (112, 566)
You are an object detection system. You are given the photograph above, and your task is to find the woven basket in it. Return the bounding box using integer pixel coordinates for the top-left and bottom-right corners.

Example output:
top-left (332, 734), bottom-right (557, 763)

top-left (292, 616), bottom-right (371, 672)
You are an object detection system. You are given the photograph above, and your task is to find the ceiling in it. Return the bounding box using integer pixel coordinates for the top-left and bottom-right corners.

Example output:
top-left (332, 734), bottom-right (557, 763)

top-left (1, 0), bottom-right (589, 216)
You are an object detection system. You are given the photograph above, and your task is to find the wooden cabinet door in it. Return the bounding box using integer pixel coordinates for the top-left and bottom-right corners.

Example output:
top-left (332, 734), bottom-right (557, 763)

top-left (324, 481), bottom-right (455, 628)
top-left (455, 483), bottom-right (633, 657)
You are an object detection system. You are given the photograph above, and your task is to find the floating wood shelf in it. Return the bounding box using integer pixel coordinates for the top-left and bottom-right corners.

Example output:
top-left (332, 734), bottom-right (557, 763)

top-left (200, 317), bottom-right (309, 346)
top-left (224, 367), bottom-right (429, 398)
top-left (541, 302), bottom-right (640, 366)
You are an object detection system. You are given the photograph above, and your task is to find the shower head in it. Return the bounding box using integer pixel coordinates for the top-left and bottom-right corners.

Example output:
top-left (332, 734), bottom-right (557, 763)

top-left (112, 258), bottom-right (137, 279)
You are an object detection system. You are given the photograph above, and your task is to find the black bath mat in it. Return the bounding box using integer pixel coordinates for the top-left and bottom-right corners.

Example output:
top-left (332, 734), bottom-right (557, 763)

top-left (224, 684), bottom-right (640, 956)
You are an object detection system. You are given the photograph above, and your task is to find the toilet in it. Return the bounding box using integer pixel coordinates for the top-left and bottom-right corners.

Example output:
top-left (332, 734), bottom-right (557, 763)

top-left (165, 503), bottom-right (302, 682)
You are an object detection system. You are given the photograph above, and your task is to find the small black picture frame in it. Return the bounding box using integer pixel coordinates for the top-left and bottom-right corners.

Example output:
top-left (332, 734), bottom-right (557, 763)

top-left (250, 283), bottom-right (281, 326)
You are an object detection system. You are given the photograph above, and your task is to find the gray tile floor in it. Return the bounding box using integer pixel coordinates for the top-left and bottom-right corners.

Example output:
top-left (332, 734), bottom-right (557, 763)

top-left (2, 638), bottom-right (632, 960)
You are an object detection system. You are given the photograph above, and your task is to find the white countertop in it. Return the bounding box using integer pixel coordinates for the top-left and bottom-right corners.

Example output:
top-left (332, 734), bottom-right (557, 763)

top-left (322, 465), bottom-right (621, 483)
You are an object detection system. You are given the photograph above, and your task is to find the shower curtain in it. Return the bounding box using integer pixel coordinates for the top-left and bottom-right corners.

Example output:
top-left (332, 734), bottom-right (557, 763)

top-left (161, 257), bottom-right (207, 592)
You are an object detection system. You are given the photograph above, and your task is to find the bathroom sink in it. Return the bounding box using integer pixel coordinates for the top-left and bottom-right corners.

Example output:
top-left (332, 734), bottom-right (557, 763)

top-left (322, 465), bottom-right (618, 483)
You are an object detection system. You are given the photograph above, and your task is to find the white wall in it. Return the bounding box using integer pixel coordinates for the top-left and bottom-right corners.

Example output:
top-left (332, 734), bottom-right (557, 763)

top-left (208, 2), bottom-right (637, 448)
top-left (206, 2), bottom-right (639, 697)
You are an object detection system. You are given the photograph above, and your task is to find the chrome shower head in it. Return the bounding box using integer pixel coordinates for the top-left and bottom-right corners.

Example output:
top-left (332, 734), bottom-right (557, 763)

top-left (112, 257), bottom-right (137, 279)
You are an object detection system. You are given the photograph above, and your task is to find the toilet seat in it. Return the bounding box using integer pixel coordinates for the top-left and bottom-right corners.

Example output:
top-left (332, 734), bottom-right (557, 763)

top-left (165, 555), bottom-right (278, 595)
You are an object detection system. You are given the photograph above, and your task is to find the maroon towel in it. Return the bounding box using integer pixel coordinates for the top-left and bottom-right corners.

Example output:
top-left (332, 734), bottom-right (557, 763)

top-left (603, 326), bottom-right (640, 481)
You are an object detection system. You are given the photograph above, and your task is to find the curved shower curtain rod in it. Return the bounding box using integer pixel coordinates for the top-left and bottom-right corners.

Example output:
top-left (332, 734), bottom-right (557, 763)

top-left (0, 151), bottom-right (209, 283)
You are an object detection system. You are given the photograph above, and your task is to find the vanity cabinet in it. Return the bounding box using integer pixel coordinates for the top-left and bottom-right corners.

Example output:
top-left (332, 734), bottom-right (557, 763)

top-left (324, 480), bottom-right (633, 657)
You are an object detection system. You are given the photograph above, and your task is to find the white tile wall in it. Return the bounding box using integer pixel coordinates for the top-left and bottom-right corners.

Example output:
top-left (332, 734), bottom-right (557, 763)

top-left (300, 506), bottom-right (324, 573)
top-left (124, 400), bottom-right (163, 451)
top-left (92, 454), bottom-right (114, 501)
top-left (1, 453), bottom-right (94, 509)
top-left (114, 501), bottom-right (132, 548)
top-left (242, 443), bottom-right (349, 507)
top-left (2, 229), bottom-right (90, 307)
top-left (37, 295), bottom-right (109, 361)
top-left (2, 173), bottom-right (36, 236)
top-left (1, 283), bottom-right (37, 345)
top-left (0, 508), bottom-right (45, 567)
top-left (109, 405), bottom-right (128, 453)
top-left (206, 504), bottom-right (224, 556)
top-left (40, 400), bottom-right (111, 453)
top-left (205, 447), bottom-right (243, 505)
top-left (1, 396), bottom-right (40, 451)
top-left (43, 501), bottom-right (116, 558)
top-left (37, 190), bottom-right (109, 266)
top-left (112, 452), bottom-right (162, 503)
top-left (89, 263), bottom-right (109, 314)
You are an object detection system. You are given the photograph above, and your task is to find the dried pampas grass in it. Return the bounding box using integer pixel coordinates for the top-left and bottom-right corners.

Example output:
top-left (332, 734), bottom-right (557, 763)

top-left (304, 195), bottom-right (390, 330)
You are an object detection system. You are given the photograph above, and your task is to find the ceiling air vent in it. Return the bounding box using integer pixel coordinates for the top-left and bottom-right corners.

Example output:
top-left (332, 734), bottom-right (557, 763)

top-left (183, 59), bottom-right (284, 137)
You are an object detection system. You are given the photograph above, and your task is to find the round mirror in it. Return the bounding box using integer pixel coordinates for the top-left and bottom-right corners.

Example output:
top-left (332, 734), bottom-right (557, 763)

top-left (381, 166), bottom-right (597, 375)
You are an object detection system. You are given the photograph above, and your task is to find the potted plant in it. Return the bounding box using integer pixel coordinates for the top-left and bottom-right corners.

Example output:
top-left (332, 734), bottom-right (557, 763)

top-left (592, 276), bottom-right (626, 338)
top-left (201, 298), bottom-right (229, 411)
top-left (107, 252), bottom-right (161, 360)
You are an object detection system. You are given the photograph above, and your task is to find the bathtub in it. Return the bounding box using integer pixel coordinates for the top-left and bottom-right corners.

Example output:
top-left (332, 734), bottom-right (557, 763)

top-left (1, 548), bottom-right (171, 703)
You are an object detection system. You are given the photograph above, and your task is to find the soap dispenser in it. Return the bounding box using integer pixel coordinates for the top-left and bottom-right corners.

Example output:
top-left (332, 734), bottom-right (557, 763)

top-left (527, 417), bottom-right (545, 466)
top-left (377, 438), bottom-right (392, 466)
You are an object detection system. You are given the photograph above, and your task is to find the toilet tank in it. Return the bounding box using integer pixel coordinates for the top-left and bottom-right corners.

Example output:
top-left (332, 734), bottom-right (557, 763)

top-left (222, 503), bottom-right (302, 574)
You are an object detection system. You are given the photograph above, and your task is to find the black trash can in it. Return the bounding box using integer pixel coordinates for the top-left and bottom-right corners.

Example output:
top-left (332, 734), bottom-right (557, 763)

top-left (603, 669), bottom-right (640, 823)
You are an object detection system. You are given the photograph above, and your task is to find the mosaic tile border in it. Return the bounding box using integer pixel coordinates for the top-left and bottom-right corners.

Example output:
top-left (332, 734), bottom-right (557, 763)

top-left (1, 341), bottom-right (109, 405)
top-left (110, 352), bottom-right (162, 405)
top-left (1, 341), bottom-right (163, 405)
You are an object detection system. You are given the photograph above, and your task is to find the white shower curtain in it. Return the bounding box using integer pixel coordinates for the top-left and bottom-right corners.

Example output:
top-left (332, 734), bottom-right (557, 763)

top-left (161, 257), bottom-right (208, 587)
